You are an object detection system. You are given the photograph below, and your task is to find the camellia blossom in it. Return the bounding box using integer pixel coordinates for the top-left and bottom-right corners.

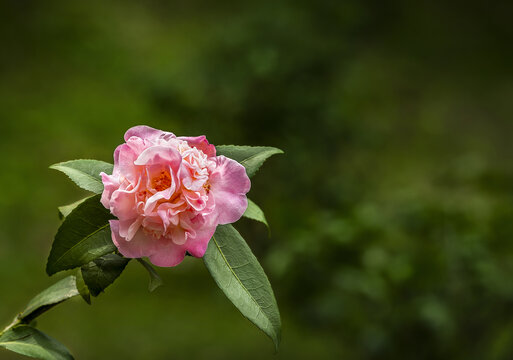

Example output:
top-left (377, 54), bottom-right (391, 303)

top-left (100, 125), bottom-right (251, 267)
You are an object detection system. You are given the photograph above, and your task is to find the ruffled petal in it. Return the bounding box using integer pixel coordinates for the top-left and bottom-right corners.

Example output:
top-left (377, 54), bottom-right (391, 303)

top-left (148, 237), bottom-right (187, 267)
top-left (100, 172), bottom-right (119, 209)
top-left (185, 214), bottom-right (217, 257)
top-left (144, 167), bottom-right (179, 214)
top-left (103, 128), bottom-right (251, 267)
top-left (179, 135), bottom-right (216, 158)
top-left (209, 156), bottom-right (251, 225)
top-left (171, 226), bottom-right (188, 245)
top-left (124, 125), bottom-right (173, 142)
top-left (110, 220), bottom-right (155, 259)
top-left (109, 178), bottom-right (141, 219)
top-left (112, 143), bottom-right (141, 183)
top-left (134, 145), bottom-right (182, 169)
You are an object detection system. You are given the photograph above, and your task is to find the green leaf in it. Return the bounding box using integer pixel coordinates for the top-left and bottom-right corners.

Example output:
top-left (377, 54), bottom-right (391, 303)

top-left (81, 254), bottom-right (130, 297)
top-left (215, 145), bottom-right (283, 177)
top-left (136, 258), bottom-right (163, 292)
top-left (243, 199), bottom-right (269, 229)
top-left (20, 276), bottom-right (79, 323)
top-left (46, 194), bottom-right (116, 275)
top-left (58, 196), bottom-right (92, 220)
top-left (50, 159), bottom-right (113, 194)
top-left (75, 269), bottom-right (91, 305)
top-left (203, 224), bottom-right (281, 350)
top-left (0, 325), bottom-right (74, 360)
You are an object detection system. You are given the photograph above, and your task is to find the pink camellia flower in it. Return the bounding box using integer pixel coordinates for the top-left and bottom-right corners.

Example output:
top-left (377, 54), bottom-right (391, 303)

top-left (100, 125), bottom-right (250, 267)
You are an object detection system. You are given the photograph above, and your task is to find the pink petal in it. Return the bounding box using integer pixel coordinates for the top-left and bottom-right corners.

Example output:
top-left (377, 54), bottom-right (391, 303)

top-left (148, 236), bottom-right (187, 267)
top-left (118, 218), bottom-right (137, 240)
top-left (144, 167), bottom-right (179, 214)
top-left (171, 226), bottom-right (188, 245)
top-left (185, 214), bottom-right (217, 257)
top-left (209, 156), bottom-right (251, 225)
top-left (142, 215), bottom-right (165, 235)
top-left (179, 135), bottom-right (216, 157)
top-left (112, 143), bottom-right (139, 183)
top-left (126, 217), bottom-right (143, 241)
top-left (125, 136), bottom-right (147, 155)
top-left (114, 143), bottom-right (138, 168)
top-left (110, 220), bottom-right (155, 259)
top-left (112, 220), bottom-right (187, 266)
top-left (124, 125), bottom-right (173, 142)
top-left (100, 173), bottom-right (119, 209)
top-left (109, 178), bottom-right (141, 219)
top-left (134, 145), bottom-right (182, 168)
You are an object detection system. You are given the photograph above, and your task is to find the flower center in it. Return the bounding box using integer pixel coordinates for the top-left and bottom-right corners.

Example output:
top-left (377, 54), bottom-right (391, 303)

top-left (203, 182), bottom-right (211, 194)
top-left (152, 170), bottom-right (171, 191)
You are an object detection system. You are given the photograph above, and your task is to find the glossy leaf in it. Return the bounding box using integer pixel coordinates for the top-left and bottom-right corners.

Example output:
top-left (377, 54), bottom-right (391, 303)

top-left (81, 254), bottom-right (130, 297)
top-left (58, 196), bottom-right (92, 220)
top-left (136, 258), bottom-right (163, 292)
top-left (46, 194), bottom-right (116, 275)
top-left (50, 159), bottom-right (113, 194)
top-left (75, 269), bottom-right (91, 305)
top-left (0, 326), bottom-right (74, 360)
top-left (20, 276), bottom-right (79, 323)
top-left (215, 145), bottom-right (283, 177)
top-left (243, 199), bottom-right (269, 229)
top-left (203, 224), bottom-right (281, 350)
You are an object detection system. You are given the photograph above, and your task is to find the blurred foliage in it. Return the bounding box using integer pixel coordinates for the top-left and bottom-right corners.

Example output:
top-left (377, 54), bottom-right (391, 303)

top-left (0, 0), bottom-right (512, 359)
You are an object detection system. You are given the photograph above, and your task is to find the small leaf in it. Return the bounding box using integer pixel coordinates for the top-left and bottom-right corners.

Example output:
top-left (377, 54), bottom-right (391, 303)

top-left (75, 269), bottom-right (91, 305)
top-left (58, 196), bottom-right (92, 220)
top-left (81, 254), bottom-right (130, 297)
top-left (243, 199), bottom-right (269, 229)
top-left (136, 258), bottom-right (163, 292)
top-left (215, 145), bottom-right (283, 177)
top-left (46, 194), bottom-right (116, 275)
top-left (0, 325), bottom-right (74, 360)
top-left (20, 276), bottom-right (79, 323)
top-left (50, 159), bottom-right (113, 194)
top-left (203, 224), bottom-right (281, 350)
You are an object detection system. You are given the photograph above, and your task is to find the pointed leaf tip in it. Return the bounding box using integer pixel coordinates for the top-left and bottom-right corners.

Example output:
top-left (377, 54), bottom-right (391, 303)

top-left (50, 159), bottom-right (113, 194)
top-left (203, 224), bottom-right (281, 350)
top-left (58, 196), bottom-right (93, 219)
top-left (243, 199), bottom-right (269, 230)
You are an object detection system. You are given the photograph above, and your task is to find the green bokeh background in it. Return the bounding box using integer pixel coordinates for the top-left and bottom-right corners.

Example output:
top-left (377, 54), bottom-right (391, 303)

top-left (1, 1), bottom-right (512, 359)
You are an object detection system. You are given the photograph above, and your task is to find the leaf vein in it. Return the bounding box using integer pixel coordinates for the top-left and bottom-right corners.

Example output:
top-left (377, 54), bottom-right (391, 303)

top-left (211, 235), bottom-right (274, 336)
top-left (52, 223), bottom-right (110, 268)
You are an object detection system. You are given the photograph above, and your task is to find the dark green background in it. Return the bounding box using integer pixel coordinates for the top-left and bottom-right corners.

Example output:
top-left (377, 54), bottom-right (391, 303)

top-left (1, 1), bottom-right (512, 359)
